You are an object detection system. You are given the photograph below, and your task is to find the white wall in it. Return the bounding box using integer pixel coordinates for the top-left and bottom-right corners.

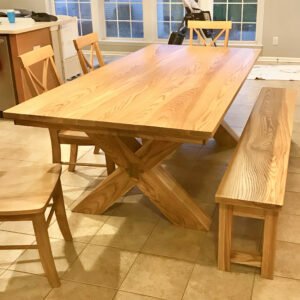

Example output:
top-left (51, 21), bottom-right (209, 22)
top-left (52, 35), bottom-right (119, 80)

top-left (262, 0), bottom-right (300, 58)
top-left (0, 0), bottom-right (47, 11)
top-left (1, 0), bottom-right (299, 59)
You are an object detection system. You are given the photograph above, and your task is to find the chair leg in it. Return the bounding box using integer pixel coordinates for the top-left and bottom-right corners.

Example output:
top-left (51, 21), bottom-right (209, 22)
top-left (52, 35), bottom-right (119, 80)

top-left (218, 203), bottom-right (233, 271)
top-left (93, 146), bottom-right (101, 154)
top-left (105, 154), bottom-right (116, 175)
top-left (48, 129), bottom-right (62, 164)
top-left (261, 210), bottom-right (279, 279)
top-left (68, 144), bottom-right (78, 172)
top-left (32, 214), bottom-right (60, 288)
top-left (53, 179), bottom-right (72, 242)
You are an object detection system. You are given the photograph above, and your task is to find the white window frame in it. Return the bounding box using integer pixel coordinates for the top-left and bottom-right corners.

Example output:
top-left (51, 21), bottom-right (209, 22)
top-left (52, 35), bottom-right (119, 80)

top-left (50, 0), bottom-right (264, 46)
top-left (211, 0), bottom-right (264, 45)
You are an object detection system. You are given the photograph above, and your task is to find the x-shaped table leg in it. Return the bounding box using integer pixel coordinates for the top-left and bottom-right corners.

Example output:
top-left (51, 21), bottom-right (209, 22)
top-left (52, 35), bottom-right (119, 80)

top-left (72, 134), bottom-right (212, 231)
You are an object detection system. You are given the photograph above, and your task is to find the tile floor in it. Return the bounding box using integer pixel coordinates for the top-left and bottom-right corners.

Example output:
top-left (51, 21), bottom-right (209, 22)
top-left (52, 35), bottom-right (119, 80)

top-left (0, 79), bottom-right (300, 299)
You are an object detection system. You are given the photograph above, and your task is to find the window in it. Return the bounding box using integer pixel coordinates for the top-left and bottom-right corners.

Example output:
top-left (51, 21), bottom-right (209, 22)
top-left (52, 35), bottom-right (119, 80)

top-left (157, 0), bottom-right (185, 39)
top-left (104, 0), bottom-right (144, 38)
top-left (54, 0), bottom-right (93, 35)
top-left (52, 0), bottom-right (262, 43)
top-left (213, 0), bottom-right (258, 41)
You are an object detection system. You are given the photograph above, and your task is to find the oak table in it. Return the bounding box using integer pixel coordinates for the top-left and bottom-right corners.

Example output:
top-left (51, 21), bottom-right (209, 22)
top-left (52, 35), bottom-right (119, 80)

top-left (4, 44), bottom-right (260, 231)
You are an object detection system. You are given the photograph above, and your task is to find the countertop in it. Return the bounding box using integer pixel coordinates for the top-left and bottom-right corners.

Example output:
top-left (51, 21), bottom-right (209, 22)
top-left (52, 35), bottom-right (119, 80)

top-left (0, 17), bottom-right (69, 34)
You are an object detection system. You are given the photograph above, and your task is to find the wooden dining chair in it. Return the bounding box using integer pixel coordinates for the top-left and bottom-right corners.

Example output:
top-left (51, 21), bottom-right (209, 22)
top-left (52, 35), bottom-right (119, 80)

top-left (73, 32), bottom-right (105, 75)
top-left (19, 45), bottom-right (115, 174)
top-left (73, 32), bottom-right (105, 154)
top-left (188, 21), bottom-right (232, 47)
top-left (0, 164), bottom-right (71, 287)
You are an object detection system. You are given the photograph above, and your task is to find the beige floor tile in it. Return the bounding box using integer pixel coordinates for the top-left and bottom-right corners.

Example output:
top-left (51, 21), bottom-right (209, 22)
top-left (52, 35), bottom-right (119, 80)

top-left (0, 206), bottom-right (54, 236)
top-left (0, 231), bottom-right (35, 269)
top-left (282, 192), bottom-right (300, 216)
top-left (78, 147), bottom-right (107, 165)
top-left (275, 241), bottom-right (300, 280)
top-left (46, 280), bottom-right (116, 300)
top-left (48, 211), bottom-right (108, 243)
top-left (195, 232), bottom-right (218, 266)
top-left (0, 270), bottom-right (52, 299)
top-left (61, 185), bottom-right (93, 208)
top-left (120, 254), bottom-right (193, 300)
top-left (60, 144), bottom-right (92, 165)
top-left (211, 213), bottom-right (263, 254)
top-left (293, 121), bottom-right (300, 133)
top-left (252, 275), bottom-right (300, 300)
top-left (90, 216), bottom-right (157, 252)
top-left (233, 216), bottom-right (263, 241)
top-left (288, 157), bottom-right (300, 173)
top-left (0, 268), bottom-right (6, 276)
top-left (142, 220), bottom-right (211, 262)
top-left (61, 166), bottom-right (106, 188)
top-left (0, 125), bottom-right (49, 146)
top-left (277, 214), bottom-right (300, 244)
top-left (105, 194), bottom-right (162, 222)
top-left (0, 221), bottom-right (35, 236)
top-left (286, 173), bottom-right (300, 193)
top-left (182, 265), bottom-right (254, 300)
top-left (9, 239), bottom-right (86, 277)
top-left (290, 139), bottom-right (300, 158)
top-left (114, 291), bottom-right (161, 300)
top-left (63, 244), bottom-right (137, 288)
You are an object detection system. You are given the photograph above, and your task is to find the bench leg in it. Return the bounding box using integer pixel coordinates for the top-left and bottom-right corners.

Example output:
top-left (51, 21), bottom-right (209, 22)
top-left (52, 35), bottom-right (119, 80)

top-left (218, 204), bottom-right (233, 271)
top-left (261, 210), bottom-right (279, 279)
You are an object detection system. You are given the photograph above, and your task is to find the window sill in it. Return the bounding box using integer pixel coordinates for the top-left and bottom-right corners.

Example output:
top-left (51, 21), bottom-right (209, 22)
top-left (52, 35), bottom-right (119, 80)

top-left (99, 38), bottom-right (263, 53)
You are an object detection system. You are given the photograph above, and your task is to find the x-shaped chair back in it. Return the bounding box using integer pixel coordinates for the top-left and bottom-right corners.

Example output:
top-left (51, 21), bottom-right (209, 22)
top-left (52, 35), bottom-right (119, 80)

top-left (188, 21), bottom-right (232, 47)
top-left (19, 45), bottom-right (63, 97)
top-left (73, 32), bottom-right (105, 74)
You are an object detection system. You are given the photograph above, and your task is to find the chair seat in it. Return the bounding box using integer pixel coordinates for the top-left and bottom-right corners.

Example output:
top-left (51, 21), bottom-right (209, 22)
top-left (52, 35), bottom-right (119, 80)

top-left (58, 130), bottom-right (94, 145)
top-left (0, 164), bottom-right (61, 216)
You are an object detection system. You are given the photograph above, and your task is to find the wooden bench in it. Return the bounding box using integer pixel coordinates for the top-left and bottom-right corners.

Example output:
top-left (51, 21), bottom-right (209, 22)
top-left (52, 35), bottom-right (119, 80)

top-left (215, 87), bottom-right (297, 279)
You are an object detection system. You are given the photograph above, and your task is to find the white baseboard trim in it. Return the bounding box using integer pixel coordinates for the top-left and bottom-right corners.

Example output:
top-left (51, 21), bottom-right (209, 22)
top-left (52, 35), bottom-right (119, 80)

top-left (258, 56), bottom-right (300, 63)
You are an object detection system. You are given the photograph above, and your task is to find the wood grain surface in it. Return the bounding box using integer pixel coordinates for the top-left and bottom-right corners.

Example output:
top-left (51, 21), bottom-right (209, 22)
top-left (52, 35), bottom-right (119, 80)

top-left (216, 87), bottom-right (297, 207)
top-left (4, 45), bottom-right (260, 143)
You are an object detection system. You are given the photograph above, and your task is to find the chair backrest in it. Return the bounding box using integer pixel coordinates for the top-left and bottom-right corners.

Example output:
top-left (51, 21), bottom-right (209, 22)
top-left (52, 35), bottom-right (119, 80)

top-left (188, 21), bottom-right (232, 47)
top-left (73, 32), bottom-right (105, 74)
top-left (19, 45), bottom-right (63, 97)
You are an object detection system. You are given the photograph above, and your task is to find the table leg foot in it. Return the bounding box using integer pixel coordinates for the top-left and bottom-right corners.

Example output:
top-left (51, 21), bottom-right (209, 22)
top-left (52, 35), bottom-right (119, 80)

top-left (72, 168), bottom-right (136, 214)
top-left (214, 120), bottom-right (239, 147)
top-left (138, 166), bottom-right (212, 231)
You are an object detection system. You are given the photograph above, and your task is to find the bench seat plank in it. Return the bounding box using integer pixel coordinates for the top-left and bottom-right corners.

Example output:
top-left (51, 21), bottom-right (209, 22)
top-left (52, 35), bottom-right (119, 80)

top-left (216, 87), bottom-right (296, 208)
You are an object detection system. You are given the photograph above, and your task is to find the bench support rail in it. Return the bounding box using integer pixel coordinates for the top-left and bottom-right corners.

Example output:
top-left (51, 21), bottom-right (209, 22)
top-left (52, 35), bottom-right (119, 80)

top-left (218, 204), bottom-right (279, 279)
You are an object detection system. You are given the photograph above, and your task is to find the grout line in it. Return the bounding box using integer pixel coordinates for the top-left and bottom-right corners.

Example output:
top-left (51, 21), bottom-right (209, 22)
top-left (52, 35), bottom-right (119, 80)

top-left (43, 287), bottom-right (53, 299)
top-left (180, 259), bottom-right (197, 300)
top-left (139, 218), bottom-right (161, 253)
top-left (50, 275), bottom-right (120, 291)
top-left (113, 291), bottom-right (164, 300)
top-left (250, 272), bottom-right (257, 300)
top-left (58, 241), bottom-right (89, 280)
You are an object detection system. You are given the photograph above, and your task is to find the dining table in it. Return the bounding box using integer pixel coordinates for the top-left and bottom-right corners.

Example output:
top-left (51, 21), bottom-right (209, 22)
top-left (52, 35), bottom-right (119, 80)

top-left (4, 44), bottom-right (260, 231)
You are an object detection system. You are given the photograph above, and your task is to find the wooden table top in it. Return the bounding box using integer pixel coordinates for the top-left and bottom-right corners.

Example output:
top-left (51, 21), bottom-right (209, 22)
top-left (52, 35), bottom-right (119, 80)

top-left (4, 44), bottom-right (260, 143)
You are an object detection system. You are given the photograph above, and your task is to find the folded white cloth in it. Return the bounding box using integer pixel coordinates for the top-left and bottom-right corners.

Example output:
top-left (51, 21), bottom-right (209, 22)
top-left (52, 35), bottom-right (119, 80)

top-left (182, 0), bottom-right (201, 13)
